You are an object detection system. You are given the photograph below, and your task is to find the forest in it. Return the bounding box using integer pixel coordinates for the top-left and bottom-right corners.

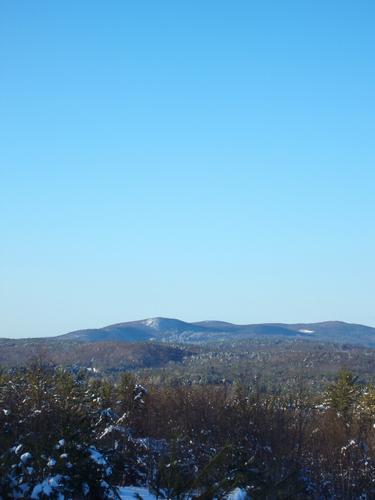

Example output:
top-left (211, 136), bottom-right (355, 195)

top-left (1, 344), bottom-right (375, 499)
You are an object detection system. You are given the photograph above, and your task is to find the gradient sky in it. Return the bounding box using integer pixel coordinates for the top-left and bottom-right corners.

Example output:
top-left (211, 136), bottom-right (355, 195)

top-left (1, 1), bottom-right (375, 338)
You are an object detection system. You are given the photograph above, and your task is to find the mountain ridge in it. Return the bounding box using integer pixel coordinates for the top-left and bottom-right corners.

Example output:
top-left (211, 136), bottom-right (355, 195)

top-left (54, 317), bottom-right (375, 347)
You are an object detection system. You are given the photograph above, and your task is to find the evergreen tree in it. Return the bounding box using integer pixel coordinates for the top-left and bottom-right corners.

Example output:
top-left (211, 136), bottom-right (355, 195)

top-left (325, 370), bottom-right (361, 420)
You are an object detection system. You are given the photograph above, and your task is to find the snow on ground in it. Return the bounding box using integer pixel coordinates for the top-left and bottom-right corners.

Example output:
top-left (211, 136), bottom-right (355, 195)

top-left (226, 488), bottom-right (248, 500)
top-left (30, 475), bottom-right (64, 499)
top-left (118, 487), bottom-right (156, 499)
top-left (118, 486), bottom-right (248, 499)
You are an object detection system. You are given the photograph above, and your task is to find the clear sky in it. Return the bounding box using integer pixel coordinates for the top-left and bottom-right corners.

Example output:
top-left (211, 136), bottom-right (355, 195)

top-left (1, 1), bottom-right (375, 338)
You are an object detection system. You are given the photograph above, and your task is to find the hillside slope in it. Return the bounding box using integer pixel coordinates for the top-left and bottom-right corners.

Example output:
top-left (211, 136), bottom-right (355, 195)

top-left (0, 338), bottom-right (192, 370)
top-left (56, 318), bottom-right (375, 347)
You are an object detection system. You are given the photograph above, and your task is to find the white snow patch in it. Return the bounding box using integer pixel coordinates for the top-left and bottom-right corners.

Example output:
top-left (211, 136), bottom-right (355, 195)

top-left (143, 318), bottom-right (160, 328)
top-left (47, 458), bottom-right (56, 467)
top-left (89, 446), bottom-right (107, 465)
top-left (31, 475), bottom-right (64, 499)
top-left (118, 486), bottom-right (248, 499)
top-left (55, 439), bottom-right (65, 449)
top-left (299, 329), bottom-right (315, 334)
top-left (20, 452), bottom-right (32, 463)
top-left (118, 487), bottom-right (156, 499)
top-left (226, 488), bottom-right (248, 500)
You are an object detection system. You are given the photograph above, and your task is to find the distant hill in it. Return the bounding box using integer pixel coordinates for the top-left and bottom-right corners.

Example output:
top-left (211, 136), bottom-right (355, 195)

top-left (57, 318), bottom-right (205, 343)
top-left (0, 338), bottom-right (192, 371)
top-left (55, 317), bottom-right (375, 348)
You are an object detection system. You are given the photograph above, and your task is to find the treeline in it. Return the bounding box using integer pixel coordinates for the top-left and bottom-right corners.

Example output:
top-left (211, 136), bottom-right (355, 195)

top-left (142, 339), bottom-right (375, 390)
top-left (0, 340), bottom-right (192, 371)
top-left (1, 366), bottom-right (375, 498)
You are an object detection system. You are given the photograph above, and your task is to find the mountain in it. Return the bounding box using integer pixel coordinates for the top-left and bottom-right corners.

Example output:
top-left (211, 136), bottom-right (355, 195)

top-left (56, 318), bottom-right (375, 347)
top-left (58, 318), bottom-right (205, 343)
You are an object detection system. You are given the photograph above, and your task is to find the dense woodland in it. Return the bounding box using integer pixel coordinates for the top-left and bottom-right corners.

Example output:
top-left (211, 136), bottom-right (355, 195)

top-left (2, 344), bottom-right (375, 498)
top-left (2, 338), bottom-right (375, 388)
top-left (0, 339), bottom-right (193, 372)
top-left (142, 339), bottom-right (375, 391)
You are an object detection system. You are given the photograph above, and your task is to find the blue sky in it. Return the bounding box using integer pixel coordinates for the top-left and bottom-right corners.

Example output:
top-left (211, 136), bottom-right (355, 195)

top-left (1, 1), bottom-right (375, 337)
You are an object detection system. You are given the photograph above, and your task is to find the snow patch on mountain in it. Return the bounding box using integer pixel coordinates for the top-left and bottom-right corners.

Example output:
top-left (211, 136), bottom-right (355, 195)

top-left (143, 318), bottom-right (161, 329)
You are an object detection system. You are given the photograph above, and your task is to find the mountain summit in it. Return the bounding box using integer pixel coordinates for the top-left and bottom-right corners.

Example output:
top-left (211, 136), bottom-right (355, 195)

top-left (57, 318), bottom-right (375, 347)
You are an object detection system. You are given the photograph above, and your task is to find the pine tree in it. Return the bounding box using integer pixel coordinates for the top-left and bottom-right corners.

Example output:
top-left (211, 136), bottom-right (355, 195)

top-left (325, 370), bottom-right (361, 420)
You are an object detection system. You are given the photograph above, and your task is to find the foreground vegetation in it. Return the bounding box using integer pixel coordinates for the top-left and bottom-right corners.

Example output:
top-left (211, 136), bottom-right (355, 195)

top-left (1, 362), bottom-right (375, 498)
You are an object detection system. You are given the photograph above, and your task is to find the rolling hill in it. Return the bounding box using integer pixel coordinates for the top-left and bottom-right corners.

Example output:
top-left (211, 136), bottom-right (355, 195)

top-left (56, 318), bottom-right (375, 347)
top-left (0, 338), bottom-right (192, 370)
